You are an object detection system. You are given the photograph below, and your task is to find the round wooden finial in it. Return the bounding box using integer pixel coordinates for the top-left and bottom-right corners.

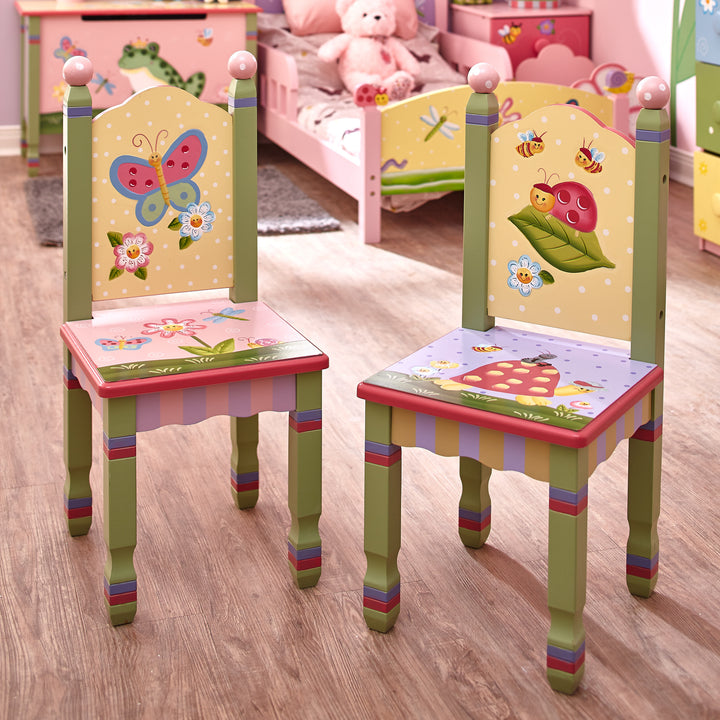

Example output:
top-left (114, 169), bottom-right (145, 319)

top-left (636, 76), bottom-right (670, 110)
top-left (228, 51), bottom-right (257, 80)
top-left (468, 63), bottom-right (500, 94)
top-left (62, 56), bottom-right (93, 87)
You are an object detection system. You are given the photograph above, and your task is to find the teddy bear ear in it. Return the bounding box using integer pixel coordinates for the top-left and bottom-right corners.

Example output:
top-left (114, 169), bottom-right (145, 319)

top-left (335, 0), bottom-right (356, 17)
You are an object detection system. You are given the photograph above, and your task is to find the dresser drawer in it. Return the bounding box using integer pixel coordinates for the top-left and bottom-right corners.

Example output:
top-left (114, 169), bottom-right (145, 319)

top-left (696, 62), bottom-right (720, 155)
top-left (694, 150), bottom-right (720, 250)
top-left (696, 0), bottom-right (720, 66)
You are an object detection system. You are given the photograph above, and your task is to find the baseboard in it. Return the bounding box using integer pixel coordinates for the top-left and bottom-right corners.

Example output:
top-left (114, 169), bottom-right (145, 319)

top-left (670, 146), bottom-right (694, 187)
top-left (0, 123), bottom-right (697, 187)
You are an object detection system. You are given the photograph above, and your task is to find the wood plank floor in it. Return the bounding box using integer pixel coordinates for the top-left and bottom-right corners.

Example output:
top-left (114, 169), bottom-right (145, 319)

top-left (2, 142), bottom-right (719, 719)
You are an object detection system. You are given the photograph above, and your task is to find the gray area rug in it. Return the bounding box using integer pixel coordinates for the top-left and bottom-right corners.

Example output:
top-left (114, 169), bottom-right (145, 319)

top-left (26, 165), bottom-right (340, 246)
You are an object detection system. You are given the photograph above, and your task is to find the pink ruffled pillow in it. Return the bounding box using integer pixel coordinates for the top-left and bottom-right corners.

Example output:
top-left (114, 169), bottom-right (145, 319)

top-left (282, 0), bottom-right (419, 39)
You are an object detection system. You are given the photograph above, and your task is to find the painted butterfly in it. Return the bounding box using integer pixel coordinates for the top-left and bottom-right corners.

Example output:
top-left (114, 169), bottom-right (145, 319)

top-left (109, 129), bottom-right (208, 227)
top-left (53, 36), bottom-right (87, 62)
top-left (94, 337), bottom-right (151, 351)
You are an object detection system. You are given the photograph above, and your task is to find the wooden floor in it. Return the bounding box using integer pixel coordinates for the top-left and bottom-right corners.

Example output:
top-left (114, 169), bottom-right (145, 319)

top-left (2, 141), bottom-right (720, 719)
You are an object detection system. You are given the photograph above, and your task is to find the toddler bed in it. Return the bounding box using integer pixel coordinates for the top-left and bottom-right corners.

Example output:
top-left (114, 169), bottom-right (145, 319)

top-left (255, 1), bottom-right (628, 244)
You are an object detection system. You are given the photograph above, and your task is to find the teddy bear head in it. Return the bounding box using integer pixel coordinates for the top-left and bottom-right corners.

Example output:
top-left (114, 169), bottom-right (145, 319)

top-left (335, 0), bottom-right (397, 39)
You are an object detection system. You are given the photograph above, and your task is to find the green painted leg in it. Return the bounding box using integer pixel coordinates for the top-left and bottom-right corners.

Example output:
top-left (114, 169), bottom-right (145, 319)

top-left (287, 372), bottom-right (322, 589)
top-left (103, 397), bottom-right (137, 626)
top-left (26, 16), bottom-right (40, 176)
top-left (63, 362), bottom-right (93, 536)
top-left (546, 446), bottom-right (588, 694)
top-left (230, 415), bottom-right (259, 509)
top-left (626, 426), bottom-right (662, 597)
top-left (458, 457), bottom-right (491, 548)
top-left (363, 402), bottom-right (401, 633)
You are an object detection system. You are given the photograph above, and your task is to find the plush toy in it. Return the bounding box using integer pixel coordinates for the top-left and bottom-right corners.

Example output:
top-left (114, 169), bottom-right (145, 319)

top-left (318, 0), bottom-right (420, 101)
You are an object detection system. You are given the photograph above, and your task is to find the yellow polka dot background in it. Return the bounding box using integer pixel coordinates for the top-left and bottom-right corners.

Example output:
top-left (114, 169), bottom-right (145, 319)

top-left (90, 87), bottom-right (234, 301)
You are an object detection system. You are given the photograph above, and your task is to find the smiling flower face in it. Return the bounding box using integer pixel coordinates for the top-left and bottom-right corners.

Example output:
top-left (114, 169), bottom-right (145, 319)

top-left (178, 201), bottom-right (215, 241)
top-left (700, 0), bottom-right (716, 14)
top-left (113, 232), bottom-right (153, 272)
top-left (142, 318), bottom-right (206, 338)
top-left (507, 255), bottom-right (544, 296)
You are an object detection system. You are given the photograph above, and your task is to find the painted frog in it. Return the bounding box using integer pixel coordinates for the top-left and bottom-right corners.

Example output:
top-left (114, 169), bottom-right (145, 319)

top-left (118, 42), bottom-right (206, 98)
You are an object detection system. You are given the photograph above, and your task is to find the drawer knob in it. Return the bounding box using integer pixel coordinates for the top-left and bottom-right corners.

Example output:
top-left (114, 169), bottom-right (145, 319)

top-left (712, 193), bottom-right (720, 216)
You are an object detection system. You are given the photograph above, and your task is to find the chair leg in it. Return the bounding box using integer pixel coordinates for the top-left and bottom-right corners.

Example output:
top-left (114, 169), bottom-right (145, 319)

top-left (102, 397), bottom-right (137, 626)
top-left (287, 372), bottom-right (323, 589)
top-left (546, 446), bottom-right (588, 694)
top-left (363, 402), bottom-right (402, 633)
top-left (626, 418), bottom-right (662, 597)
top-left (230, 415), bottom-right (260, 509)
top-left (458, 457), bottom-right (492, 548)
top-left (63, 363), bottom-right (93, 536)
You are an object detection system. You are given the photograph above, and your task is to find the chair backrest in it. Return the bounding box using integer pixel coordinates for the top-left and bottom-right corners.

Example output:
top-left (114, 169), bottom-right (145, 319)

top-left (62, 51), bottom-right (258, 324)
top-left (462, 64), bottom-right (669, 366)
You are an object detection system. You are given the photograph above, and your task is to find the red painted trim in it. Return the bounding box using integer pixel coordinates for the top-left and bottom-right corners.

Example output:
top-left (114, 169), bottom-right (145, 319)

top-left (549, 496), bottom-right (588, 516)
top-left (632, 425), bottom-right (663, 442)
top-left (289, 417), bottom-right (322, 433)
top-left (62, 326), bottom-right (328, 398)
top-left (16, 1), bottom-right (260, 17)
top-left (365, 449), bottom-right (402, 467)
top-left (103, 445), bottom-right (136, 460)
top-left (459, 516), bottom-right (491, 532)
top-left (65, 506), bottom-right (92, 519)
top-left (358, 366), bottom-right (663, 449)
top-left (288, 553), bottom-right (322, 571)
top-left (363, 594), bottom-right (401, 614)
top-left (231, 480), bottom-right (259, 493)
top-left (104, 590), bottom-right (137, 606)
top-left (626, 564), bottom-right (658, 579)
top-left (547, 652), bottom-right (585, 675)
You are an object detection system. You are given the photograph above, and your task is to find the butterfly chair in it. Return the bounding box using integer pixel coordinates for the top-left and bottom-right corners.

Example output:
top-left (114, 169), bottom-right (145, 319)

top-left (357, 64), bottom-right (669, 693)
top-left (60, 52), bottom-right (328, 625)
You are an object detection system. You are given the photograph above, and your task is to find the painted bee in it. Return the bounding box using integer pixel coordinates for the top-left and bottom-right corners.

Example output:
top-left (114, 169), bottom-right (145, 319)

top-left (516, 130), bottom-right (546, 158)
top-left (498, 22), bottom-right (522, 45)
top-left (575, 138), bottom-right (605, 173)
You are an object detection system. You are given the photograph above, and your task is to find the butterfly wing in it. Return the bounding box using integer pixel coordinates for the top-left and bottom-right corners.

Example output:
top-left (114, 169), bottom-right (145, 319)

top-left (167, 181), bottom-right (201, 213)
top-left (159, 130), bottom-right (207, 211)
top-left (110, 155), bottom-right (170, 225)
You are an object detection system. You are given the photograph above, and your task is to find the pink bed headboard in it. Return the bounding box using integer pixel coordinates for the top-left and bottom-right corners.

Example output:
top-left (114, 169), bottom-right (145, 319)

top-left (251, 0), bottom-right (448, 30)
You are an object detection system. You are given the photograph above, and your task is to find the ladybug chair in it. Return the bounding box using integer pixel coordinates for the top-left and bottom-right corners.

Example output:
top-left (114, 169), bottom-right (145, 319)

top-left (357, 64), bottom-right (669, 693)
top-left (60, 52), bottom-right (328, 625)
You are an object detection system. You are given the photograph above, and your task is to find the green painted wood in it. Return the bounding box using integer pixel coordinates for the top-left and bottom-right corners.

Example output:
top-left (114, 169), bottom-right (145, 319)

top-left (63, 79), bottom-right (93, 324)
top-left (245, 12), bottom-right (258, 57)
top-left (230, 415), bottom-right (260, 509)
top-left (26, 16), bottom-right (40, 175)
top-left (63, 349), bottom-right (93, 537)
top-left (103, 396), bottom-right (137, 626)
top-left (458, 457), bottom-right (491, 548)
top-left (20, 18), bottom-right (27, 159)
top-left (363, 402), bottom-right (401, 632)
top-left (228, 71), bottom-right (258, 304)
top-left (631, 106), bottom-right (670, 366)
top-left (288, 372), bottom-right (323, 588)
top-left (462, 90), bottom-right (498, 332)
top-left (547, 445), bottom-right (587, 695)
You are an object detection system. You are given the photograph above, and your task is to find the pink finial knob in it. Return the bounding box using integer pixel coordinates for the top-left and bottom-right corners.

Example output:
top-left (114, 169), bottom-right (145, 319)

top-left (228, 51), bottom-right (257, 80)
top-left (636, 76), bottom-right (670, 110)
top-left (468, 63), bottom-right (500, 94)
top-left (63, 56), bottom-right (93, 87)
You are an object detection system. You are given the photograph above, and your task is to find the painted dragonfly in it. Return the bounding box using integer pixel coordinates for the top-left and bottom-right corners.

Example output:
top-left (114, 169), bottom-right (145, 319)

top-left (420, 105), bottom-right (460, 142)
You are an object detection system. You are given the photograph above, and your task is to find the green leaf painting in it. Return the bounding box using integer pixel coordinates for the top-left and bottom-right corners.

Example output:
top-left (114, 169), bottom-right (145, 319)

top-left (109, 266), bottom-right (123, 281)
top-left (179, 236), bottom-right (193, 250)
top-left (107, 231), bottom-right (123, 247)
top-left (508, 206), bottom-right (615, 273)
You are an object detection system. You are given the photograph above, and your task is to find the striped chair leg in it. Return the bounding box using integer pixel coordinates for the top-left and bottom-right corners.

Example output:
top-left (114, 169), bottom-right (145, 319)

top-left (287, 372), bottom-right (322, 589)
top-left (626, 415), bottom-right (662, 597)
top-left (230, 415), bottom-right (260, 510)
top-left (63, 363), bottom-right (93, 536)
top-left (547, 446), bottom-right (588, 694)
top-left (363, 401), bottom-right (402, 633)
top-left (458, 457), bottom-right (491, 548)
top-left (103, 397), bottom-right (137, 626)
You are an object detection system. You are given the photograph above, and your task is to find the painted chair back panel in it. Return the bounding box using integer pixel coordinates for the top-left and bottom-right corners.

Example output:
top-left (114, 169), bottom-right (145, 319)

top-left (487, 104), bottom-right (636, 341)
top-left (91, 86), bottom-right (234, 301)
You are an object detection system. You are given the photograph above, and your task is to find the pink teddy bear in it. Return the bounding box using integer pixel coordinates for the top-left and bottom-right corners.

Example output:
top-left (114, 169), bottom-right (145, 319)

top-left (318, 0), bottom-right (420, 101)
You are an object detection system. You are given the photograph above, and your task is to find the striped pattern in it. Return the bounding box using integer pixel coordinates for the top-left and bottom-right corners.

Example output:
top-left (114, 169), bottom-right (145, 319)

top-left (103, 433), bottom-right (136, 460)
top-left (64, 105), bottom-right (93, 118)
top-left (466, 112), bottom-right (499, 126)
top-left (549, 485), bottom-right (588, 516)
top-left (63, 366), bottom-right (81, 390)
top-left (104, 578), bottom-right (137, 607)
top-left (459, 506), bottom-right (491, 533)
top-left (64, 495), bottom-right (92, 520)
top-left (363, 583), bottom-right (400, 614)
top-left (288, 542), bottom-right (321, 572)
top-left (547, 642), bottom-right (585, 675)
top-left (626, 552), bottom-right (659, 580)
top-left (509, 0), bottom-right (559, 8)
top-left (636, 128), bottom-right (671, 143)
top-left (289, 408), bottom-right (322, 433)
top-left (365, 440), bottom-right (401, 467)
top-left (632, 416), bottom-right (663, 442)
top-left (231, 469), bottom-right (259, 494)
top-left (28, 34), bottom-right (40, 44)
top-left (390, 396), bottom-right (651, 483)
top-left (228, 96), bottom-right (258, 109)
